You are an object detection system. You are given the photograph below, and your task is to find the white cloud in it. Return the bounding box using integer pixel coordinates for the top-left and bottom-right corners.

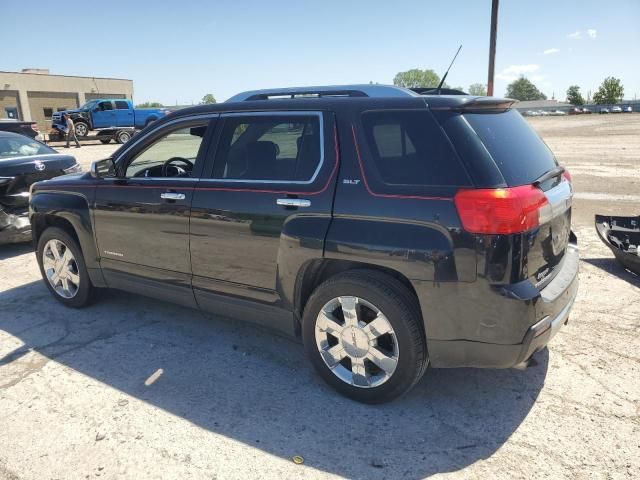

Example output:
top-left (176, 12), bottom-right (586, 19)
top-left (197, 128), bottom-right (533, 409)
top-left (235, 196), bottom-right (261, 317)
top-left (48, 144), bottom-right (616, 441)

top-left (542, 48), bottom-right (560, 55)
top-left (587, 29), bottom-right (597, 39)
top-left (567, 31), bottom-right (582, 39)
top-left (496, 64), bottom-right (540, 82)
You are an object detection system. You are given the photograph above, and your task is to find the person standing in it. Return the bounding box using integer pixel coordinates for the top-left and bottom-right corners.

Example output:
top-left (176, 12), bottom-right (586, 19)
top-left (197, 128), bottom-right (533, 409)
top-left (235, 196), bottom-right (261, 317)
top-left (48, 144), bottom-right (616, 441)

top-left (64, 113), bottom-right (81, 148)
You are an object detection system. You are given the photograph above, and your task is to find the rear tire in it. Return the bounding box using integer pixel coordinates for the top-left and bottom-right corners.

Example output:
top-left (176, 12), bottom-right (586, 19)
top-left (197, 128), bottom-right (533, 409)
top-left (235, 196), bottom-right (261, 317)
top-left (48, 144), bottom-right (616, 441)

top-left (36, 227), bottom-right (93, 308)
top-left (116, 130), bottom-right (131, 144)
top-left (302, 270), bottom-right (427, 403)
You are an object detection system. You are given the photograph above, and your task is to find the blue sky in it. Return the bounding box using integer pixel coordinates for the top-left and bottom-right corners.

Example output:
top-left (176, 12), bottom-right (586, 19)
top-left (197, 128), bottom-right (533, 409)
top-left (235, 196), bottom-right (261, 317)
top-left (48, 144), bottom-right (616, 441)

top-left (3, 0), bottom-right (639, 104)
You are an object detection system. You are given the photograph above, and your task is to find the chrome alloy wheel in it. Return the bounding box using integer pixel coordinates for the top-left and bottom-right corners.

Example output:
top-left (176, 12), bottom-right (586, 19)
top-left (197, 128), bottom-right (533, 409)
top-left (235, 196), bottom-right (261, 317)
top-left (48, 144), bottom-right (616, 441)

top-left (315, 296), bottom-right (399, 388)
top-left (42, 239), bottom-right (80, 299)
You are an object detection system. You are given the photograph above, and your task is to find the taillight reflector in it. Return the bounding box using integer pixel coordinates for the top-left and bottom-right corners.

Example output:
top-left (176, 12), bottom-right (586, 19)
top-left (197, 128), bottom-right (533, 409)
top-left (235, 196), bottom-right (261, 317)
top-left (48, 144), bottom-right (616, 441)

top-left (454, 185), bottom-right (549, 234)
top-left (562, 168), bottom-right (572, 182)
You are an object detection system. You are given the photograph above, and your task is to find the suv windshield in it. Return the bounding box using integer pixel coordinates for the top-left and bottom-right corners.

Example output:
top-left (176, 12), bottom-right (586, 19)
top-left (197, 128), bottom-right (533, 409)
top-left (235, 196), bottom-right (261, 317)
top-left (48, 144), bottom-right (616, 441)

top-left (0, 134), bottom-right (55, 159)
top-left (463, 109), bottom-right (558, 186)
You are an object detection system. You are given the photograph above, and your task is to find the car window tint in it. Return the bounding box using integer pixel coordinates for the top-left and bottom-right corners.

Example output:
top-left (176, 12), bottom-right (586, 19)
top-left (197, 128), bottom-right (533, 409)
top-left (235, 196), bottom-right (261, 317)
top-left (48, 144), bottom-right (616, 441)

top-left (463, 109), bottom-right (558, 186)
top-left (115, 101), bottom-right (129, 110)
top-left (0, 135), bottom-right (55, 158)
top-left (125, 123), bottom-right (208, 178)
top-left (212, 115), bottom-right (322, 182)
top-left (361, 110), bottom-right (470, 187)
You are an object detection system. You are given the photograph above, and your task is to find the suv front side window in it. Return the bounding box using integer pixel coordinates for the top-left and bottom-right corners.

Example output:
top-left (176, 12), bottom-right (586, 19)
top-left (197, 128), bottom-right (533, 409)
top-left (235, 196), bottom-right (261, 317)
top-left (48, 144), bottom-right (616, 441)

top-left (212, 114), bottom-right (323, 183)
top-left (124, 123), bottom-right (209, 178)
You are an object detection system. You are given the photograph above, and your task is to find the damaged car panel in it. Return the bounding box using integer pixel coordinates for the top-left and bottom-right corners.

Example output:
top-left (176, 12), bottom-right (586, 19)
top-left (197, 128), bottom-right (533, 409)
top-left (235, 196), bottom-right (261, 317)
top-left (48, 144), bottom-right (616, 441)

top-left (595, 214), bottom-right (640, 275)
top-left (0, 131), bottom-right (79, 244)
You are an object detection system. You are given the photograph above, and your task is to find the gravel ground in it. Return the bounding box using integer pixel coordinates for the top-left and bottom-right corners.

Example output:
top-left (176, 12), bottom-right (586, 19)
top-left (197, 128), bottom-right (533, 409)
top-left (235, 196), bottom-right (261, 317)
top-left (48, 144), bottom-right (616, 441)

top-left (1, 114), bottom-right (639, 480)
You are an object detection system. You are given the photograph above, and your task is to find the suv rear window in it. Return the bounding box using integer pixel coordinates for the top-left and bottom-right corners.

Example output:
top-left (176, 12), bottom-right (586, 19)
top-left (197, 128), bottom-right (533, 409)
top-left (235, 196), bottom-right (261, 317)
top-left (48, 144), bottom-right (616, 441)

top-left (463, 109), bottom-right (557, 186)
top-left (361, 110), bottom-right (470, 190)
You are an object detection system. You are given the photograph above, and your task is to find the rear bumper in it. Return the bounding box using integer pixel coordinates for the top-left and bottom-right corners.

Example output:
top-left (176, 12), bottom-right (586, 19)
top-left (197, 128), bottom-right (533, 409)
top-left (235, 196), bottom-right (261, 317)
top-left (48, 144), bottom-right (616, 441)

top-left (427, 243), bottom-right (579, 368)
top-left (0, 207), bottom-right (31, 244)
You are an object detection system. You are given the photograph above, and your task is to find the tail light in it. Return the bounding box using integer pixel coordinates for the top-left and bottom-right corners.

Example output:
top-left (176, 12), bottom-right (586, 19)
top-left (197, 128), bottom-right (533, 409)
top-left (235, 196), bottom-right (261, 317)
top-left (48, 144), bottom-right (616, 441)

top-left (562, 168), bottom-right (572, 183)
top-left (454, 185), bottom-right (549, 234)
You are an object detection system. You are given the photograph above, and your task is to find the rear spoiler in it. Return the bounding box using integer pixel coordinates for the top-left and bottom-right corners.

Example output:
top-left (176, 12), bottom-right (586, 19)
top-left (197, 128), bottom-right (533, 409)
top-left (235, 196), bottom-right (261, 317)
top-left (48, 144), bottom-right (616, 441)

top-left (429, 97), bottom-right (516, 111)
top-left (411, 87), bottom-right (468, 95)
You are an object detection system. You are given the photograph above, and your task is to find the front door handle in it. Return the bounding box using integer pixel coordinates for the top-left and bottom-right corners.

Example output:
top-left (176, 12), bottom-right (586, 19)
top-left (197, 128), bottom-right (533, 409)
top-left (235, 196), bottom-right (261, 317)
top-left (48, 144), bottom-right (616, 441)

top-left (276, 198), bottom-right (311, 208)
top-left (160, 192), bottom-right (185, 200)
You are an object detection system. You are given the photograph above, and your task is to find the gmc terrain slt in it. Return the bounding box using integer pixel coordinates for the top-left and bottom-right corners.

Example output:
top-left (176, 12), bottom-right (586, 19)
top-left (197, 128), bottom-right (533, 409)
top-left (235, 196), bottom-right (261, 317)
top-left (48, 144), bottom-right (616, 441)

top-left (29, 85), bottom-right (579, 403)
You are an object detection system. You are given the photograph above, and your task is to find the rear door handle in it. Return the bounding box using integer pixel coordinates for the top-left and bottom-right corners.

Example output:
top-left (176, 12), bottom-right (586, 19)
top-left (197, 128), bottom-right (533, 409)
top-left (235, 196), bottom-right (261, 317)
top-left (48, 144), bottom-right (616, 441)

top-left (276, 198), bottom-right (311, 208)
top-left (161, 192), bottom-right (185, 200)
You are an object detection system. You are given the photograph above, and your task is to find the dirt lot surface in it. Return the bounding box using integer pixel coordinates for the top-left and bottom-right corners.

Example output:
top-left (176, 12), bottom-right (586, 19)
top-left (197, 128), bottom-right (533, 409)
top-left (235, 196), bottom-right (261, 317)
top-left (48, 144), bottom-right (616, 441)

top-left (1, 115), bottom-right (639, 479)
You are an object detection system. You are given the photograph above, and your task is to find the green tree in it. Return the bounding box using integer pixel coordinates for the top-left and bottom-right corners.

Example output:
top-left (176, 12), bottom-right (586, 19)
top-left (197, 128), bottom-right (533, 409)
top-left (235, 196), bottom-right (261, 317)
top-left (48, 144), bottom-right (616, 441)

top-left (200, 93), bottom-right (217, 104)
top-left (592, 77), bottom-right (624, 104)
top-left (505, 77), bottom-right (547, 101)
top-left (136, 101), bottom-right (164, 108)
top-left (566, 85), bottom-right (585, 105)
top-left (468, 83), bottom-right (487, 96)
top-left (393, 69), bottom-right (445, 88)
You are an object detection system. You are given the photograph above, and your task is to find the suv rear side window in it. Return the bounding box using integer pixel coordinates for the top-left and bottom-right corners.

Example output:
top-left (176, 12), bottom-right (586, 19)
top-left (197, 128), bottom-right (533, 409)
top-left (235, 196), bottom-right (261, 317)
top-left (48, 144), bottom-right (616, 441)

top-left (115, 101), bottom-right (129, 110)
top-left (361, 110), bottom-right (470, 190)
top-left (212, 114), bottom-right (322, 182)
top-left (463, 109), bottom-right (557, 186)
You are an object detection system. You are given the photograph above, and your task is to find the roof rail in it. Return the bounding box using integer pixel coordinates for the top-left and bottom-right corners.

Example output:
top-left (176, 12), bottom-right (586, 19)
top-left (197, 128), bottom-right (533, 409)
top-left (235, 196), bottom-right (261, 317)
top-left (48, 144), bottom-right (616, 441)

top-left (225, 84), bottom-right (419, 102)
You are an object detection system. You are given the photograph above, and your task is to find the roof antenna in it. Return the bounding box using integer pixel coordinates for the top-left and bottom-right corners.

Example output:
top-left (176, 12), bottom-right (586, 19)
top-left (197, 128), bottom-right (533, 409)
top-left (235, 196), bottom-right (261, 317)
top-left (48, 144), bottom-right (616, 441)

top-left (436, 45), bottom-right (462, 94)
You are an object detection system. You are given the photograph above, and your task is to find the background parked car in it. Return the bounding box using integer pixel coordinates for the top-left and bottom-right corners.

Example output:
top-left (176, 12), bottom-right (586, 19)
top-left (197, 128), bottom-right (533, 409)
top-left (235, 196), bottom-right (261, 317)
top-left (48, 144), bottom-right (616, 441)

top-left (582, 107), bottom-right (592, 114)
top-left (569, 107), bottom-right (583, 115)
top-left (600, 107), bottom-right (610, 114)
top-left (0, 131), bottom-right (79, 244)
top-left (623, 106), bottom-right (633, 113)
top-left (51, 99), bottom-right (168, 139)
top-left (611, 106), bottom-right (623, 113)
top-left (0, 119), bottom-right (43, 141)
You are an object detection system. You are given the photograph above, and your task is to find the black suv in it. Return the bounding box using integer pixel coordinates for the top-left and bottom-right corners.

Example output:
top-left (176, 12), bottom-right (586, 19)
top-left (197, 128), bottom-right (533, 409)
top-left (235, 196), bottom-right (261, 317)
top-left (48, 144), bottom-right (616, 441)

top-left (29, 85), bottom-right (579, 403)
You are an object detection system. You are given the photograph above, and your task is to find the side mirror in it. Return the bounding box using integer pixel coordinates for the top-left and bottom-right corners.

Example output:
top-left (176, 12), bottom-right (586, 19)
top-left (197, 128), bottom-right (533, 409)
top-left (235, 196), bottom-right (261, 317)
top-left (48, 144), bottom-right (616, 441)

top-left (90, 158), bottom-right (116, 178)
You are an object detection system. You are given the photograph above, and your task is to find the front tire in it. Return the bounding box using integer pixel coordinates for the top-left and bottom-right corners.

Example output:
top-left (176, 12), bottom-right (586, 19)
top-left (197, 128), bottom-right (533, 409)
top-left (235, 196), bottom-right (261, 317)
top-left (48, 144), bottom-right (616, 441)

top-left (302, 270), bottom-right (427, 403)
top-left (74, 122), bottom-right (89, 137)
top-left (36, 227), bottom-right (93, 308)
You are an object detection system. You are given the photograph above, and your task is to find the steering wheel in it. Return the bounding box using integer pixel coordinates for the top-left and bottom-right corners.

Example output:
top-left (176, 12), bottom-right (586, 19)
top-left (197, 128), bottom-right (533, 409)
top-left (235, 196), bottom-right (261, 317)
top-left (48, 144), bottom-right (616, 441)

top-left (162, 157), bottom-right (194, 177)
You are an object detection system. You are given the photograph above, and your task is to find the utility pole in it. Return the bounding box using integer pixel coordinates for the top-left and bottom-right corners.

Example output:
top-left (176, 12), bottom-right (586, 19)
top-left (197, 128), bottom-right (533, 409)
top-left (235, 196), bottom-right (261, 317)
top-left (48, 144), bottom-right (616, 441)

top-left (487, 0), bottom-right (499, 96)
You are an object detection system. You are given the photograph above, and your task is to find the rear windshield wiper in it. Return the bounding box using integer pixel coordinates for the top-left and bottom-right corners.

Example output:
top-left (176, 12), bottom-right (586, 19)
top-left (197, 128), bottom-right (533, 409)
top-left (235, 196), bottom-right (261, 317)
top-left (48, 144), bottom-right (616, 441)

top-left (533, 166), bottom-right (565, 186)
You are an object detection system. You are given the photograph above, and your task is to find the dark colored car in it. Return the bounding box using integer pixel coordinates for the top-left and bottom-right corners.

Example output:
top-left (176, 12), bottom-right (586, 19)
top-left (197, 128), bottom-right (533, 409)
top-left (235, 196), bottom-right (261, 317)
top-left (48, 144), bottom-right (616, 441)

top-left (1, 131), bottom-right (80, 243)
top-left (0, 119), bottom-right (41, 139)
top-left (29, 85), bottom-right (578, 403)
